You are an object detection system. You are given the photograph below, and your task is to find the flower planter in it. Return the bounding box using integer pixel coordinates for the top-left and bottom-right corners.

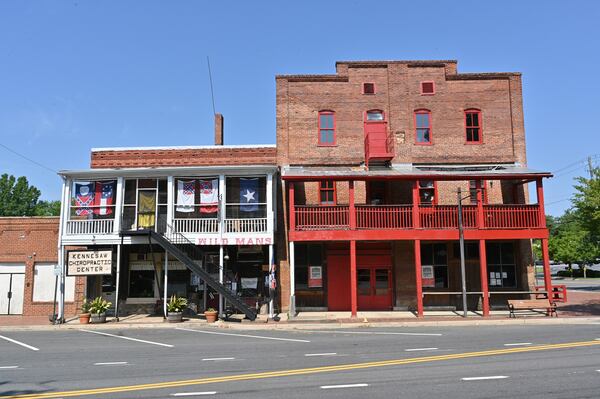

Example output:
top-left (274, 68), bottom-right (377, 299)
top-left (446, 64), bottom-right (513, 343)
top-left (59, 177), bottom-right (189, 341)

top-left (79, 313), bottom-right (91, 324)
top-left (90, 313), bottom-right (107, 324)
top-left (167, 312), bottom-right (183, 323)
top-left (204, 310), bottom-right (218, 323)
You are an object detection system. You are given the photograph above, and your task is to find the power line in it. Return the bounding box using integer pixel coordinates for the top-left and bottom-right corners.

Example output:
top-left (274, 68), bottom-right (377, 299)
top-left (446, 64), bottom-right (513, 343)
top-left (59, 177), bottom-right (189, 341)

top-left (207, 56), bottom-right (216, 115)
top-left (0, 142), bottom-right (57, 175)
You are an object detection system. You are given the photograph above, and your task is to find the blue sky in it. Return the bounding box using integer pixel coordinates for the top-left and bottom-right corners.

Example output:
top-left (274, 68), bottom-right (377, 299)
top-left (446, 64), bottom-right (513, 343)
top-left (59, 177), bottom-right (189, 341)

top-left (0, 1), bottom-right (598, 215)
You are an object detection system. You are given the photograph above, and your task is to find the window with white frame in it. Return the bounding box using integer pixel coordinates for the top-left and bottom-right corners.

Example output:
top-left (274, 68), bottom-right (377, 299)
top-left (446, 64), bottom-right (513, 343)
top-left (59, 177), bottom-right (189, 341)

top-left (225, 176), bottom-right (267, 219)
top-left (174, 177), bottom-right (220, 218)
top-left (121, 178), bottom-right (167, 232)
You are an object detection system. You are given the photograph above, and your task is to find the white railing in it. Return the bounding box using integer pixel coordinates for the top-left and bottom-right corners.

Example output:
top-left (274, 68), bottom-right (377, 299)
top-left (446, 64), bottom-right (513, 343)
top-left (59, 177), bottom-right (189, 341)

top-left (173, 218), bottom-right (219, 233)
top-left (66, 219), bottom-right (114, 235)
top-left (225, 218), bottom-right (268, 233)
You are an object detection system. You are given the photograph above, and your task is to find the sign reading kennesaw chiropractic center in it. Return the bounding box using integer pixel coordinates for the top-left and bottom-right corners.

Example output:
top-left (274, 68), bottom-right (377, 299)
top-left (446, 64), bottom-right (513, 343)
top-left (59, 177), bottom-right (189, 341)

top-left (67, 250), bottom-right (112, 276)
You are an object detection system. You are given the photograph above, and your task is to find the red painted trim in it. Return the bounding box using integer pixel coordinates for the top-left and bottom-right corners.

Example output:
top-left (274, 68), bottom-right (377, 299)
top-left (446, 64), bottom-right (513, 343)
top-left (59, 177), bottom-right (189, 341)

top-left (541, 238), bottom-right (553, 302)
top-left (319, 180), bottom-right (337, 205)
top-left (289, 182), bottom-right (295, 232)
top-left (289, 228), bottom-right (549, 242)
top-left (412, 181), bottom-right (420, 228)
top-left (349, 181), bottom-right (356, 229)
top-left (476, 180), bottom-right (485, 227)
top-left (536, 179), bottom-right (546, 228)
top-left (418, 180), bottom-right (438, 205)
top-left (464, 109), bottom-right (483, 144)
top-left (364, 109), bottom-right (386, 122)
top-left (414, 239), bottom-right (424, 317)
top-left (362, 82), bottom-right (376, 95)
top-left (318, 110), bottom-right (336, 146)
top-left (479, 239), bottom-right (489, 317)
top-left (420, 81), bottom-right (435, 95)
top-left (350, 240), bottom-right (357, 317)
top-left (414, 109), bottom-right (433, 145)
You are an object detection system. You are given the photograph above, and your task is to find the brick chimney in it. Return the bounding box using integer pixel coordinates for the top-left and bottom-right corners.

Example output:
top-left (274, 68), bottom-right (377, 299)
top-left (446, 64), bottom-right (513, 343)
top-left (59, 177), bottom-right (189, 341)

top-left (214, 113), bottom-right (224, 145)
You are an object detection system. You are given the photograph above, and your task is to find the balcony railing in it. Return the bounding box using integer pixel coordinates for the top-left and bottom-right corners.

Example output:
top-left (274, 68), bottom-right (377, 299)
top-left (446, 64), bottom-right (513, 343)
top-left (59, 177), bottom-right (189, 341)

top-left (66, 219), bottom-right (114, 235)
top-left (225, 218), bottom-right (268, 233)
top-left (294, 204), bottom-right (543, 231)
top-left (173, 218), bottom-right (219, 234)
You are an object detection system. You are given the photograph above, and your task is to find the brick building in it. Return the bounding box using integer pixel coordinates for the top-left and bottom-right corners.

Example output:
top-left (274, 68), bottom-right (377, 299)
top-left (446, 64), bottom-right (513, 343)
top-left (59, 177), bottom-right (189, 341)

top-left (0, 217), bottom-right (85, 317)
top-left (275, 60), bottom-right (552, 316)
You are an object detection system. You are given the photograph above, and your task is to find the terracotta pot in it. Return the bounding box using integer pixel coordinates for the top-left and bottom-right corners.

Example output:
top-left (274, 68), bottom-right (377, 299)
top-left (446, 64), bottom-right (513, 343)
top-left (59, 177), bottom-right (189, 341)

top-left (167, 312), bottom-right (183, 323)
top-left (79, 313), bottom-right (91, 324)
top-left (204, 311), bottom-right (218, 323)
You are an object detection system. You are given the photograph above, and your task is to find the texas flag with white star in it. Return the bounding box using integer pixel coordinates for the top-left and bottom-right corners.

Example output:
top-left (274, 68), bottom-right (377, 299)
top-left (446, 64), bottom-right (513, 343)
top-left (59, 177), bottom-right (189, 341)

top-left (240, 178), bottom-right (258, 212)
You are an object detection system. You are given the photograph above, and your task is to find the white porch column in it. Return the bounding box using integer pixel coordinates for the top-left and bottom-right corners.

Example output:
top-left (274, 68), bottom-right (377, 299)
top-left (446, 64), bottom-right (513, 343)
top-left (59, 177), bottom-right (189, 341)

top-left (166, 176), bottom-right (174, 234)
top-left (289, 241), bottom-right (295, 316)
top-left (113, 177), bottom-right (124, 234)
top-left (268, 243), bottom-right (274, 318)
top-left (219, 174), bottom-right (226, 235)
top-left (57, 178), bottom-right (69, 322)
top-left (219, 245), bottom-right (224, 317)
top-left (114, 244), bottom-right (122, 321)
top-left (266, 173), bottom-right (274, 233)
top-left (163, 251), bottom-right (168, 318)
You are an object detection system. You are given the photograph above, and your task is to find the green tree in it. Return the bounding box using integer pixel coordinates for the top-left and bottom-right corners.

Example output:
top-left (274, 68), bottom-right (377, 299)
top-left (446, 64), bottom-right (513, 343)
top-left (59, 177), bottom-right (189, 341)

top-left (549, 221), bottom-right (597, 277)
top-left (572, 166), bottom-right (600, 241)
top-left (34, 200), bottom-right (61, 216)
top-left (0, 174), bottom-right (41, 216)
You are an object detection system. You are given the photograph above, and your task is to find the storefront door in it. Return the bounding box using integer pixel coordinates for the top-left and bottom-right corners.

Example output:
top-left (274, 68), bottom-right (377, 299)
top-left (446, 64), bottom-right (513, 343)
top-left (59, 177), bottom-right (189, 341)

top-left (0, 269), bottom-right (25, 315)
top-left (357, 266), bottom-right (392, 310)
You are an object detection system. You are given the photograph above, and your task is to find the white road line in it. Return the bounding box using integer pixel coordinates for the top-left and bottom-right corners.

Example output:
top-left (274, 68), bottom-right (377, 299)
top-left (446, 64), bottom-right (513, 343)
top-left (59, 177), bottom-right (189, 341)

top-left (302, 330), bottom-right (442, 336)
top-left (93, 362), bottom-right (128, 366)
top-left (176, 327), bottom-right (311, 343)
top-left (170, 392), bottom-right (217, 396)
top-left (0, 335), bottom-right (40, 351)
top-left (201, 357), bottom-right (235, 361)
top-left (503, 342), bottom-right (532, 346)
top-left (0, 366), bottom-right (20, 369)
top-left (462, 376), bottom-right (509, 381)
top-left (79, 329), bottom-right (174, 348)
top-left (321, 383), bottom-right (369, 389)
top-left (305, 352), bottom-right (337, 357)
top-left (405, 347), bottom-right (438, 352)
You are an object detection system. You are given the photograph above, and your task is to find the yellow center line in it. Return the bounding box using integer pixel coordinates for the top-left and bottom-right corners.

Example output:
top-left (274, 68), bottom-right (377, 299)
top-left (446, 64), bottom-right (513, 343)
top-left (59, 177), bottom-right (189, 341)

top-left (3, 339), bottom-right (600, 399)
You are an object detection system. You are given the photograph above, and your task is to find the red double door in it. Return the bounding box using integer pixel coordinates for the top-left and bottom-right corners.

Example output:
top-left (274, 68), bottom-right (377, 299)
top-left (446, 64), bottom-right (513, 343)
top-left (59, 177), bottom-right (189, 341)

top-left (327, 253), bottom-right (393, 311)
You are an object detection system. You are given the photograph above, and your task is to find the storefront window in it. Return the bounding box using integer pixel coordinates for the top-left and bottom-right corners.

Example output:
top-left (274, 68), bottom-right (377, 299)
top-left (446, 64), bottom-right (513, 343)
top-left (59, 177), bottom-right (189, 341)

top-left (294, 244), bottom-right (325, 308)
top-left (421, 243), bottom-right (448, 288)
top-left (128, 270), bottom-right (155, 298)
top-left (487, 242), bottom-right (516, 288)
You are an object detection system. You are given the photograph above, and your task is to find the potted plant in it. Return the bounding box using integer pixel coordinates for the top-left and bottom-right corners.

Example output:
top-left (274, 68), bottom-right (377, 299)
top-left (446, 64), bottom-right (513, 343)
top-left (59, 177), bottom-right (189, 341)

top-left (166, 295), bottom-right (188, 323)
top-left (79, 299), bottom-right (91, 324)
top-left (204, 307), bottom-right (218, 323)
top-left (89, 297), bottom-right (112, 323)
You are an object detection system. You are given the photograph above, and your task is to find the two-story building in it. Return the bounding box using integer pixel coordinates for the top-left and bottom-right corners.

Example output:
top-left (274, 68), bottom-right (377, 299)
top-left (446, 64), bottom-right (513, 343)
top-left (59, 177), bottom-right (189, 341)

top-left (56, 116), bottom-right (277, 320)
top-left (276, 60), bottom-right (553, 317)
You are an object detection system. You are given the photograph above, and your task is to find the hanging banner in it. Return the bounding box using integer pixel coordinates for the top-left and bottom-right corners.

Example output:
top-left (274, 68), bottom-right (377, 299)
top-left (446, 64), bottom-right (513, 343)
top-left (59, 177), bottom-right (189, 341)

top-left (94, 181), bottom-right (115, 215)
top-left (240, 178), bottom-right (258, 212)
top-left (67, 250), bottom-right (112, 275)
top-left (75, 182), bottom-right (95, 216)
top-left (176, 180), bottom-right (195, 213)
top-left (199, 179), bottom-right (218, 213)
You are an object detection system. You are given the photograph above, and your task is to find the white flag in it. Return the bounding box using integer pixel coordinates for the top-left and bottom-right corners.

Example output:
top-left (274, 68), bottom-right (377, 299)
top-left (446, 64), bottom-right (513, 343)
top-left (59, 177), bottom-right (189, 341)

top-left (176, 180), bottom-right (195, 213)
top-left (199, 179), bottom-right (218, 213)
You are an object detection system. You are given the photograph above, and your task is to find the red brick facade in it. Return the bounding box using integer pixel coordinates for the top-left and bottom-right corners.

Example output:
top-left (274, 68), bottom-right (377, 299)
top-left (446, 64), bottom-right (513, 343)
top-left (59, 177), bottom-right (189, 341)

top-left (0, 217), bottom-right (85, 317)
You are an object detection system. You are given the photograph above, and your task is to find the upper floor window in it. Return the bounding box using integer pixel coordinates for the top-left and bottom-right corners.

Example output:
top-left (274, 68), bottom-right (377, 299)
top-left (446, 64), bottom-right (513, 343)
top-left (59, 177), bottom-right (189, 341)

top-left (226, 176), bottom-right (267, 218)
top-left (362, 82), bottom-right (376, 94)
top-left (70, 180), bottom-right (117, 220)
top-left (415, 110), bottom-right (432, 144)
top-left (318, 111), bottom-right (336, 146)
top-left (421, 81), bottom-right (435, 95)
top-left (319, 180), bottom-right (336, 205)
top-left (366, 109), bottom-right (385, 121)
top-left (469, 180), bottom-right (488, 204)
top-left (418, 180), bottom-right (436, 204)
top-left (465, 109), bottom-right (482, 143)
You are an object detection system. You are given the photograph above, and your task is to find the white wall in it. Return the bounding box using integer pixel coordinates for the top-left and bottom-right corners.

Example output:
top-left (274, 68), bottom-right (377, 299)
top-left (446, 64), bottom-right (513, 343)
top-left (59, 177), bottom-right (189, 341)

top-left (33, 263), bottom-right (75, 302)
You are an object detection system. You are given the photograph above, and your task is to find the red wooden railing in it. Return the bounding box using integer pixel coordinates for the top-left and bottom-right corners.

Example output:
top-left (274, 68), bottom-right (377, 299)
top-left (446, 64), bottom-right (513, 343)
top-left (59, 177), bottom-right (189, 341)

top-left (356, 205), bottom-right (412, 229)
top-left (483, 205), bottom-right (541, 229)
top-left (295, 205), bottom-right (349, 230)
top-left (294, 204), bottom-right (543, 231)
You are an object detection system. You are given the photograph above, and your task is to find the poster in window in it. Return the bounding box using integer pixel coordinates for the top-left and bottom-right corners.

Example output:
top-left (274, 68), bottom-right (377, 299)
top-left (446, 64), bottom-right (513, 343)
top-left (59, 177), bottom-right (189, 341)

top-left (422, 265), bottom-right (435, 288)
top-left (308, 266), bottom-right (323, 288)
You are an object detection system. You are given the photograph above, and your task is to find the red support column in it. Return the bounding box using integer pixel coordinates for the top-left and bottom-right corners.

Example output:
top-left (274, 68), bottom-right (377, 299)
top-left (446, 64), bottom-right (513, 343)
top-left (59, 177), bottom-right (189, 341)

top-left (479, 239), bottom-right (490, 317)
top-left (412, 180), bottom-right (420, 228)
top-left (476, 180), bottom-right (485, 228)
top-left (349, 180), bottom-right (356, 230)
top-left (289, 182), bottom-right (295, 232)
top-left (414, 239), bottom-right (423, 317)
top-left (541, 238), bottom-right (553, 299)
top-left (536, 178), bottom-right (547, 228)
top-left (350, 240), bottom-right (357, 318)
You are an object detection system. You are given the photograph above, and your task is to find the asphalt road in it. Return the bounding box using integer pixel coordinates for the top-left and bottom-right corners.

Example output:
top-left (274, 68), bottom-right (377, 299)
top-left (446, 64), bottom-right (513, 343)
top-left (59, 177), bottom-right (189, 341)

top-left (1, 323), bottom-right (600, 399)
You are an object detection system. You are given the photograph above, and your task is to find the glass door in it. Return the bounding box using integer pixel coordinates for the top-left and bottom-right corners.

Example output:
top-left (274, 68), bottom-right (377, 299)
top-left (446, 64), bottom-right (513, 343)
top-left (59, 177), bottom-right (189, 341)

top-left (137, 190), bottom-right (157, 229)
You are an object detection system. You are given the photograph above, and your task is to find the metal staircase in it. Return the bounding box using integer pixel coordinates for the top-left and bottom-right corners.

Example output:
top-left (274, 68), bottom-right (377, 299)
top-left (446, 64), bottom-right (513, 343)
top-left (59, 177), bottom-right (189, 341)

top-left (121, 226), bottom-right (257, 321)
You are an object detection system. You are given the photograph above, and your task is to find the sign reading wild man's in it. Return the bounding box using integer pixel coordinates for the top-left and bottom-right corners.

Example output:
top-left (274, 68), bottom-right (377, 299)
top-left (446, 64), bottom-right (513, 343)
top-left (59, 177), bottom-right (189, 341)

top-left (67, 250), bottom-right (112, 276)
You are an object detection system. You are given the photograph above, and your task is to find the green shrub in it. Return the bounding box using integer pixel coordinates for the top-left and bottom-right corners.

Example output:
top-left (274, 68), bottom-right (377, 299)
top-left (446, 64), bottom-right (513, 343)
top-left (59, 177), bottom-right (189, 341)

top-left (167, 295), bottom-right (188, 313)
top-left (89, 297), bottom-right (112, 314)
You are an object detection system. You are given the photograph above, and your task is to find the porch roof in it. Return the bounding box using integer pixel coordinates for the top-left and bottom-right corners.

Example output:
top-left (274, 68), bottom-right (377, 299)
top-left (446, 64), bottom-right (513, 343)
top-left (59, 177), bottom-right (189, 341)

top-left (58, 164), bottom-right (278, 179)
top-left (281, 163), bottom-right (552, 181)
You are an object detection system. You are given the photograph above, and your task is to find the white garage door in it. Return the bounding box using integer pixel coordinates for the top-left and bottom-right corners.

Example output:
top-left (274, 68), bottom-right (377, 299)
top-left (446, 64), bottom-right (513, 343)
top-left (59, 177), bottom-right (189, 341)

top-left (33, 263), bottom-right (75, 302)
top-left (0, 263), bottom-right (26, 315)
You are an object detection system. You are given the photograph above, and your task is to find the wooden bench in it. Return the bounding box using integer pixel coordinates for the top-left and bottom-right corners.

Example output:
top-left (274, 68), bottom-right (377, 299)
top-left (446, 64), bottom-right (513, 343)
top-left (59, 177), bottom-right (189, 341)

top-left (508, 299), bottom-right (557, 318)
